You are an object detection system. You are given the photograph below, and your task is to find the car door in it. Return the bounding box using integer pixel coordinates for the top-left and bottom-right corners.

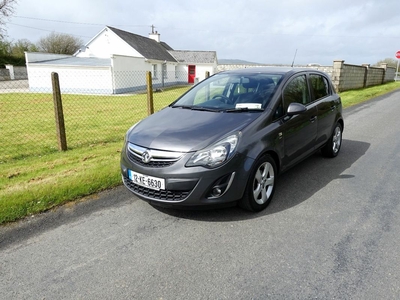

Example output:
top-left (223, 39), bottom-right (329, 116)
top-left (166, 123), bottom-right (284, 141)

top-left (309, 73), bottom-right (338, 147)
top-left (280, 74), bottom-right (318, 167)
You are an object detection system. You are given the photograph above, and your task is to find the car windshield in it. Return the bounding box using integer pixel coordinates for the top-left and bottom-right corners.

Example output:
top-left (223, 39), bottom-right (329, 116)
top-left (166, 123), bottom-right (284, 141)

top-left (172, 72), bottom-right (283, 111)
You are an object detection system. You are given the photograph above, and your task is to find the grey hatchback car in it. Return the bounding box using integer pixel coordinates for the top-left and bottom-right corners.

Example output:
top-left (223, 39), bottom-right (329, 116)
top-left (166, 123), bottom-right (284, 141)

top-left (121, 67), bottom-right (343, 211)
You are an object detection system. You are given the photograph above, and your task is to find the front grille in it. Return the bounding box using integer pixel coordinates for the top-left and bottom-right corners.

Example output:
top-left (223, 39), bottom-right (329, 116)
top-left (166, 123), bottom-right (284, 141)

top-left (126, 143), bottom-right (184, 168)
top-left (123, 176), bottom-right (190, 202)
top-left (127, 151), bottom-right (175, 168)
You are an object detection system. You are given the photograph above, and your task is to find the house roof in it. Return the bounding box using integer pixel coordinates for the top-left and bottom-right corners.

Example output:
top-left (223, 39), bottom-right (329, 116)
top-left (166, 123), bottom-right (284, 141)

top-left (168, 50), bottom-right (217, 64)
top-left (160, 41), bottom-right (174, 51)
top-left (107, 26), bottom-right (177, 63)
top-left (30, 57), bottom-right (111, 67)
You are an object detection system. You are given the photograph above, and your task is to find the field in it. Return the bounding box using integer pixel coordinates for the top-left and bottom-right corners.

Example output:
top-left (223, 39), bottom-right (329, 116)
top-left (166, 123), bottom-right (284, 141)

top-left (1, 82), bottom-right (399, 224)
top-left (0, 86), bottom-right (190, 224)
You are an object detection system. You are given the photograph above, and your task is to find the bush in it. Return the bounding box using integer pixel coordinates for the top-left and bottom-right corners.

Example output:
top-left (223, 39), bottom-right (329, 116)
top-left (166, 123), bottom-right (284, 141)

top-left (0, 54), bottom-right (25, 67)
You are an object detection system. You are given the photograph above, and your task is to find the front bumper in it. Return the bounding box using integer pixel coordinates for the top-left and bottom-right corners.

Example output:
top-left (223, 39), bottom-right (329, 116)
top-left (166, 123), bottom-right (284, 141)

top-left (120, 144), bottom-right (254, 207)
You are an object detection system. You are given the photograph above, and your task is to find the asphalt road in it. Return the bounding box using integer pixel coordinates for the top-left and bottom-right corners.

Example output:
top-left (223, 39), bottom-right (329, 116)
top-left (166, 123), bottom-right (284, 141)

top-left (1, 90), bottom-right (400, 299)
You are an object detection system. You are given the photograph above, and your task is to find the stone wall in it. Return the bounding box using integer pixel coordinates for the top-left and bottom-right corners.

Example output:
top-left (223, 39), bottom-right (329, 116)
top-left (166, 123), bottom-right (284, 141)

top-left (365, 65), bottom-right (384, 87)
top-left (381, 63), bottom-right (396, 83)
top-left (332, 61), bottom-right (395, 92)
top-left (217, 61), bottom-right (396, 92)
top-left (11, 66), bottom-right (28, 80)
top-left (0, 69), bottom-right (11, 80)
top-left (332, 61), bottom-right (366, 91)
top-left (0, 66), bottom-right (28, 81)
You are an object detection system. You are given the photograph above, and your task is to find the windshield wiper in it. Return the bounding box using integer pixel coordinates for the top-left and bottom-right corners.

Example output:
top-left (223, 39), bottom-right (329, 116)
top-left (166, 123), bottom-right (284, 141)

top-left (224, 107), bottom-right (264, 112)
top-left (172, 105), bottom-right (219, 112)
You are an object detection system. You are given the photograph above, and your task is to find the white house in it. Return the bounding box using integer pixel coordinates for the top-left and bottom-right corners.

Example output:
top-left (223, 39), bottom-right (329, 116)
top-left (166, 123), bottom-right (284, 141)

top-left (25, 26), bottom-right (218, 94)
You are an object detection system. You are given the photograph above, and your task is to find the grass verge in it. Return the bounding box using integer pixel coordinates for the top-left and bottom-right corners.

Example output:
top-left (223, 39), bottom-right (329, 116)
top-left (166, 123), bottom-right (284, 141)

top-left (1, 82), bottom-right (399, 224)
top-left (340, 81), bottom-right (400, 108)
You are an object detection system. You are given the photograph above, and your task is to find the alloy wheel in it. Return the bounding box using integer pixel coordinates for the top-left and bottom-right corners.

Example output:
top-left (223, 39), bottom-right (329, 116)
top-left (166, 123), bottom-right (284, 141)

top-left (253, 162), bottom-right (275, 205)
top-left (332, 125), bottom-right (342, 154)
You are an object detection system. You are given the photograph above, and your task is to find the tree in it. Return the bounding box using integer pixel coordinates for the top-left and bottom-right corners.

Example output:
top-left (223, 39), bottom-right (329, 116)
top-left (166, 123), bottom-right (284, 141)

top-left (38, 32), bottom-right (83, 55)
top-left (0, 38), bottom-right (25, 66)
top-left (11, 38), bottom-right (38, 57)
top-left (0, 38), bottom-right (11, 56)
top-left (374, 58), bottom-right (398, 69)
top-left (0, 0), bottom-right (18, 38)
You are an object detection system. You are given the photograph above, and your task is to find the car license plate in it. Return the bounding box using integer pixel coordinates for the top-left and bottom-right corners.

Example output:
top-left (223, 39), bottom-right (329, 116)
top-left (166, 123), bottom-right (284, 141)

top-left (128, 170), bottom-right (165, 191)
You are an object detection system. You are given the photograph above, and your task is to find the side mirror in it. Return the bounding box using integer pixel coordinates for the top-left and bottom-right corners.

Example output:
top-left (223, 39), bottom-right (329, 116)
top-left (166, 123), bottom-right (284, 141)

top-left (287, 102), bottom-right (307, 116)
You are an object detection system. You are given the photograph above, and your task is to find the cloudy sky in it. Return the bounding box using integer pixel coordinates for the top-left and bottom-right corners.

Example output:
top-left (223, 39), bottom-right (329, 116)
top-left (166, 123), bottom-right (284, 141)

top-left (4, 0), bottom-right (400, 65)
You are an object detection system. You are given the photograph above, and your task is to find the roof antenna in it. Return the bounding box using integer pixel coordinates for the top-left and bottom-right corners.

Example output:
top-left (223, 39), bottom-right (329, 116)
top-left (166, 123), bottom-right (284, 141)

top-left (151, 24), bottom-right (155, 34)
top-left (291, 48), bottom-right (298, 67)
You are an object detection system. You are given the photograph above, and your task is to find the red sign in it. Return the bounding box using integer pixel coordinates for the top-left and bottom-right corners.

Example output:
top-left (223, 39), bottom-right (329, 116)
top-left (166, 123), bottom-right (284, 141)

top-left (396, 51), bottom-right (400, 59)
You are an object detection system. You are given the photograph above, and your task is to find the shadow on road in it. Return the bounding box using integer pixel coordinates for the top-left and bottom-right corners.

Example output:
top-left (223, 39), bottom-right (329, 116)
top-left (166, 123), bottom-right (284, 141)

top-left (153, 139), bottom-right (370, 221)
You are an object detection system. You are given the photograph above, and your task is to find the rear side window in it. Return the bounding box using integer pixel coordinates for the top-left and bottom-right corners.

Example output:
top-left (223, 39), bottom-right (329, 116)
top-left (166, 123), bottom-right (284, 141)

top-left (310, 74), bottom-right (330, 100)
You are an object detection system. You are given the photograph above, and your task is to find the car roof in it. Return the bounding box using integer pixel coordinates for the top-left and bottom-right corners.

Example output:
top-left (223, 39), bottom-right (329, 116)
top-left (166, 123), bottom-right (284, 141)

top-left (220, 66), bottom-right (324, 76)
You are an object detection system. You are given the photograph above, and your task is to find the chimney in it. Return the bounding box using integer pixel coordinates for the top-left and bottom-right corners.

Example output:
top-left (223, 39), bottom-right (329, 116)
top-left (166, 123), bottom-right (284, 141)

top-left (149, 25), bottom-right (160, 43)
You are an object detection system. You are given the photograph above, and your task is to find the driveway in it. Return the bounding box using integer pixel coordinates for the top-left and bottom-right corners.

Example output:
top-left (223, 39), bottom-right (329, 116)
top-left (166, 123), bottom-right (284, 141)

top-left (0, 79), bottom-right (29, 93)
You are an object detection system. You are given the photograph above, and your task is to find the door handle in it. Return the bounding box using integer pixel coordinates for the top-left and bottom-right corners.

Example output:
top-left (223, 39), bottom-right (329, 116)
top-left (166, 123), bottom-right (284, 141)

top-left (310, 116), bottom-right (317, 123)
top-left (330, 105), bottom-right (336, 111)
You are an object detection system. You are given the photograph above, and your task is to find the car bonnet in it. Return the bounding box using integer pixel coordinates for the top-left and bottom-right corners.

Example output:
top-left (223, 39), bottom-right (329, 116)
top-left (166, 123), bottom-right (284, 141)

top-left (127, 106), bottom-right (261, 152)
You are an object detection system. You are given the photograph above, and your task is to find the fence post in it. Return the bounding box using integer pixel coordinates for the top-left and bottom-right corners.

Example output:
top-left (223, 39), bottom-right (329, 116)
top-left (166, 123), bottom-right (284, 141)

top-left (146, 71), bottom-right (154, 115)
top-left (51, 72), bottom-right (67, 151)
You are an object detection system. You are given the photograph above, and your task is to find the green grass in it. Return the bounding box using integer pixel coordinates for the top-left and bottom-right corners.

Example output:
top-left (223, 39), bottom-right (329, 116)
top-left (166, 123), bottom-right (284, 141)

top-left (339, 81), bottom-right (400, 108)
top-left (0, 86), bottom-right (190, 224)
top-left (1, 82), bottom-right (399, 224)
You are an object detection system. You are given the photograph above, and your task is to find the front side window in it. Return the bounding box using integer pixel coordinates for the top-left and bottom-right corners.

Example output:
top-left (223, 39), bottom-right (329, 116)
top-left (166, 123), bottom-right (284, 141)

top-left (273, 98), bottom-right (284, 120)
top-left (283, 75), bottom-right (310, 110)
top-left (310, 74), bottom-right (330, 100)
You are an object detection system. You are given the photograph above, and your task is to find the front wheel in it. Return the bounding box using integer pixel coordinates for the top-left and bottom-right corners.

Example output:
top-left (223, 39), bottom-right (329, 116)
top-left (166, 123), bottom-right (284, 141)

top-left (321, 123), bottom-right (343, 158)
top-left (239, 154), bottom-right (277, 212)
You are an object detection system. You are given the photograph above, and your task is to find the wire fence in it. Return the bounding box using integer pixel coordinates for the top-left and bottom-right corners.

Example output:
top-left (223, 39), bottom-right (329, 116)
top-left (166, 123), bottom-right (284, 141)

top-left (0, 70), bottom-right (192, 164)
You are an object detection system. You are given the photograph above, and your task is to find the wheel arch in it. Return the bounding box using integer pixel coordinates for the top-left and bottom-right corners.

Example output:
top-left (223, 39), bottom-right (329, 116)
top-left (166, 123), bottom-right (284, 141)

top-left (337, 118), bottom-right (344, 132)
top-left (253, 149), bottom-right (281, 175)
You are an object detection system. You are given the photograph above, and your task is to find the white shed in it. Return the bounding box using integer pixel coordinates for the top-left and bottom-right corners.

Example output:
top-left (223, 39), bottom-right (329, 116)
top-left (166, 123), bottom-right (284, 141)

top-left (169, 50), bottom-right (218, 83)
top-left (25, 26), bottom-right (218, 94)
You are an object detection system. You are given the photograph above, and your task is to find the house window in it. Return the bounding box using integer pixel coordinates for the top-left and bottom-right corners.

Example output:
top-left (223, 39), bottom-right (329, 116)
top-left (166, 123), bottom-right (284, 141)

top-left (163, 64), bottom-right (167, 79)
top-left (152, 64), bottom-right (158, 79)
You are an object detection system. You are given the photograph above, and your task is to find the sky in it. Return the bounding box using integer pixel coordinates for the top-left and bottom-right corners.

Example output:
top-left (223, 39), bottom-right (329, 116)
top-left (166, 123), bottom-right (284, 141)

top-left (4, 0), bottom-right (400, 66)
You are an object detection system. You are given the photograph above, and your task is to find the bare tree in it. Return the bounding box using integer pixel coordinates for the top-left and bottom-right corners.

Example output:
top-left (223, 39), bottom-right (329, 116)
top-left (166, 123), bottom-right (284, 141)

top-left (38, 32), bottom-right (83, 55)
top-left (374, 58), bottom-right (398, 69)
top-left (0, 0), bottom-right (18, 38)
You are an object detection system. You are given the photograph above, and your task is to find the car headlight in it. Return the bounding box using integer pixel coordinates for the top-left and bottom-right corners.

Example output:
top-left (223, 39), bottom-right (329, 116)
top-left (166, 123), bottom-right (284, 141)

top-left (186, 133), bottom-right (240, 168)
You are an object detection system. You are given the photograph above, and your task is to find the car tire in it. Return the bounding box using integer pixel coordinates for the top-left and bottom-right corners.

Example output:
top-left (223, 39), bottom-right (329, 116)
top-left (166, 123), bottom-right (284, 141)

top-left (321, 122), bottom-right (343, 158)
top-left (239, 154), bottom-right (277, 212)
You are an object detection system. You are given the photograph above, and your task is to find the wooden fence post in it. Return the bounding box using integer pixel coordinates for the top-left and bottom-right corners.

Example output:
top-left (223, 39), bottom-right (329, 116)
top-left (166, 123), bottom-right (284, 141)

top-left (146, 71), bottom-right (154, 115)
top-left (51, 72), bottom-right (67, 151)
